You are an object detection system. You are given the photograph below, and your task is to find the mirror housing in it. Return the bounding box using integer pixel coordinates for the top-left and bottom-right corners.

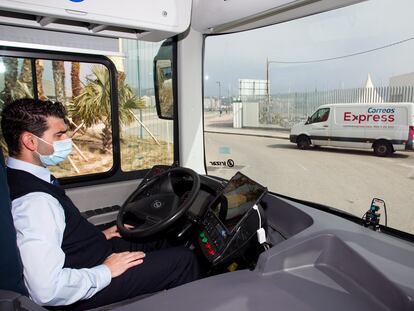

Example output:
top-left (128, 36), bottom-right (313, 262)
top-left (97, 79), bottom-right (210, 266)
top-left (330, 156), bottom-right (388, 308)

top-left (154, 39), bottom-right (174, 120)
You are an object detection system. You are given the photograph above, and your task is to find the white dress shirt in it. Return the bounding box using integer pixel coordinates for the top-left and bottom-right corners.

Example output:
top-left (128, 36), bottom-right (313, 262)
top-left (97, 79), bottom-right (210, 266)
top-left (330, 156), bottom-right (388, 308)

top-left (7, 157), bottom-right (111, 306)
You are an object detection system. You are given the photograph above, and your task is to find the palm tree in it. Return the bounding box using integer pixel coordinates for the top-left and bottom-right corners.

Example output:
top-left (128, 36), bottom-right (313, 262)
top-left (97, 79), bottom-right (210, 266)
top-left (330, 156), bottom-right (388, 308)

top-left (69, 65), bottom-right (145, 152)
top-left (35, 60), bottom-right (47, 100)
top-left (70, 61), bottom-right (82, 125)
top-left (71, 62), bottom-right (81, 100)
top-left (0, 57), bottom-right (33, 155)
top-left (19, 59), bottom-right (32, 84)
top-left (1, 57), bottom-right (18, 104)
top-left (52, 60), bottom-right (66, 103)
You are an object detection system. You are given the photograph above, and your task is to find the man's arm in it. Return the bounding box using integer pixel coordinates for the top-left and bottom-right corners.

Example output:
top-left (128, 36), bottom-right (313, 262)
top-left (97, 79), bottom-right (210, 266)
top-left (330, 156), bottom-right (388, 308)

top-left (12, 192), bottom-right (112, 306)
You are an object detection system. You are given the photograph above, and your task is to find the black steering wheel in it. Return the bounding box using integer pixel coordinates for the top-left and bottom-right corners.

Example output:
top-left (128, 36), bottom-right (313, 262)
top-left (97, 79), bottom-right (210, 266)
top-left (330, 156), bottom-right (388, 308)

top-left (117, 167), bottom-right (200, 238)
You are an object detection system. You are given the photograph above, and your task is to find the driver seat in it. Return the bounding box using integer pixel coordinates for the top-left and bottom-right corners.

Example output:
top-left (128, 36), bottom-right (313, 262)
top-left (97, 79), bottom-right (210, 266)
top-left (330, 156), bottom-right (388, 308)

top-left (0, 148), bottom-right (48, 310)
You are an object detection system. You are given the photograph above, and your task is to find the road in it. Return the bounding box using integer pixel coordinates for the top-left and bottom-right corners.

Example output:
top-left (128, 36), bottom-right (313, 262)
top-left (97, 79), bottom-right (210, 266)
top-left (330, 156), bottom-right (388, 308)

top-left (123, 110), bottom-right (414, 234)
top-left (205, 132), bottom-right (414, 235)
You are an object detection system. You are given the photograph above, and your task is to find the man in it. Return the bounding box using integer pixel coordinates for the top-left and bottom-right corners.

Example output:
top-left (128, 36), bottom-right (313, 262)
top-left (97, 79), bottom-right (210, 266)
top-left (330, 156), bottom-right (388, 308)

top-left (1, 99), bottom-right (200, 310)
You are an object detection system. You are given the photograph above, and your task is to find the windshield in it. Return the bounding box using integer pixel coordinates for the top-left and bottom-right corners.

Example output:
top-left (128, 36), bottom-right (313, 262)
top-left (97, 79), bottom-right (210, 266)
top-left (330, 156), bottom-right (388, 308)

top-left (203, 0), bottom-right (414, 235)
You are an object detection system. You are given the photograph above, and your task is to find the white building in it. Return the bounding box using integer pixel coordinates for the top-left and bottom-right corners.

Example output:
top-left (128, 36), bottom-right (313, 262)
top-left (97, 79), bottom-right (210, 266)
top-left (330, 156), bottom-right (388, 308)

top-left (389, 72), bottom-right (414, 87)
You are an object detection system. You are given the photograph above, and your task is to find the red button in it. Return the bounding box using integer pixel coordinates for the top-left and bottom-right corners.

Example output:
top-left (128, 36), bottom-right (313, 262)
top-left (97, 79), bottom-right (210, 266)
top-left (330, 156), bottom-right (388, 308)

top-left (208, 249), bottom-right (215, 255)
top-left (205, 243), bottom-right (211, 249)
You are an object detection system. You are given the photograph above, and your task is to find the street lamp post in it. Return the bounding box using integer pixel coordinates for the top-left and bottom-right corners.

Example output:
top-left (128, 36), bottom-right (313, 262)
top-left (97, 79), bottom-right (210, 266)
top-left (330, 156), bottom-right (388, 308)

top-left (266, 59), bottom-right (281, 123)
top-left (216, 81), bottom-right (221, 110)
top-left (266, 58), bottom-right (270, 106)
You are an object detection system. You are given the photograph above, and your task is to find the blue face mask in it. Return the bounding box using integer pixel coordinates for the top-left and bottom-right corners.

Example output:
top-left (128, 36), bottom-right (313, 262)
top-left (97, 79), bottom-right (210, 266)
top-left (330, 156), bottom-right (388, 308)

top-left (35, 136), bottom-right (73, 167)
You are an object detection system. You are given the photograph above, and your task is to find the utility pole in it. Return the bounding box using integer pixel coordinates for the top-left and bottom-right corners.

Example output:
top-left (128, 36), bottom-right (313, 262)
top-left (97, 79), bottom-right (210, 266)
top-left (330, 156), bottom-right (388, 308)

top-left (216, 81), bottom-right (221, 110)
top-left (266, 58), bottom-right (270, 106)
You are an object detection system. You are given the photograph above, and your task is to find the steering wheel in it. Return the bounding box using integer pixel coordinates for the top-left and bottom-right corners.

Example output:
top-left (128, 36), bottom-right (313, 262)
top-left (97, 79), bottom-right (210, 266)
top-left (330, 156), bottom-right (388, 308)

top-left (117, 167), bottom-right (200, 238)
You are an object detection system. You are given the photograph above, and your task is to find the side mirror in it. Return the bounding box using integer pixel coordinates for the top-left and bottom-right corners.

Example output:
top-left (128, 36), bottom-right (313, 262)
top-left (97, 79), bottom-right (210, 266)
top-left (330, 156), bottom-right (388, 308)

top-left (305, 116), bottom-right (311, 124)
top-left (154, 39), bottom-right (174, 120)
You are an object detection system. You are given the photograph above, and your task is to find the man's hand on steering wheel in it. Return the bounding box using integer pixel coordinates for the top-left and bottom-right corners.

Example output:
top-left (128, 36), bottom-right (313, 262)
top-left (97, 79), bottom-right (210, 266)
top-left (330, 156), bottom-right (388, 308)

top-left (103, 224), bottom-right (134, 240)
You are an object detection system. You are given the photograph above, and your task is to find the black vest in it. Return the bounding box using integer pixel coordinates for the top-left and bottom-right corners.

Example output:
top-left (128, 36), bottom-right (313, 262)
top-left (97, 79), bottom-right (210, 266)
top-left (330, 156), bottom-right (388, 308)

top-left (7, 168), bottom-right (112, 269)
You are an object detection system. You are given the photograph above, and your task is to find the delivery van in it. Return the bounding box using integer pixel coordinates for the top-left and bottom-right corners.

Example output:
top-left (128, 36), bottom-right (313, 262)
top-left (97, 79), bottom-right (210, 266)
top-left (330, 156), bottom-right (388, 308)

top-left (290, 103), bottom-right (414, 156)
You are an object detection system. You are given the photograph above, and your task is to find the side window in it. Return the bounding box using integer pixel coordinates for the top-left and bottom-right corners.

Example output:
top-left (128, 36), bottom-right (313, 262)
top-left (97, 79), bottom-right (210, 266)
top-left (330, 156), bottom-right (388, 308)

top-left (0, 57), bottom-right (114, 178)
top-left (0, 40), bottom-right (176, 180)
top-left (117, 39), bottom-right (174, 172)
top-left (308, 108), bottom-right (330, 124)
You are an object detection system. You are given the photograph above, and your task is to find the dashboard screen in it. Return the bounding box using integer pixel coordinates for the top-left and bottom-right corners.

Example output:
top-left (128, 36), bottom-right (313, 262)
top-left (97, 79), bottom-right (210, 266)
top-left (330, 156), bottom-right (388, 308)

top-left (212, 172), bottom-right (267, 232)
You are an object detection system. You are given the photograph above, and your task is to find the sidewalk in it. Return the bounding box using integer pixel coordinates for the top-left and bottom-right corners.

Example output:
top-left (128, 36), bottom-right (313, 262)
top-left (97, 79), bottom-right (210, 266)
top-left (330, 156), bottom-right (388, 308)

top-left (204, 113), bottom-right (290, 140)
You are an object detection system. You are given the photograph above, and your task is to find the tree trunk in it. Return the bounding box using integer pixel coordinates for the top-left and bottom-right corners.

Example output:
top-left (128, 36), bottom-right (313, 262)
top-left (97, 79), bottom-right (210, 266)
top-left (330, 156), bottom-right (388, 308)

top-left (35, 60), bottom-right (47, 100)
top-left (19, 59), bottom-right (32, 83)
top-left (18, 59), bottom-right (33, 95)
top-left (52, 60), bottom-right (66, 103)
top-left (71, 62), bottom-right (81, 100)
top-left (101, 124), bottom-right (113, 152)
top-left (3, 57), bottom-right (18, 104)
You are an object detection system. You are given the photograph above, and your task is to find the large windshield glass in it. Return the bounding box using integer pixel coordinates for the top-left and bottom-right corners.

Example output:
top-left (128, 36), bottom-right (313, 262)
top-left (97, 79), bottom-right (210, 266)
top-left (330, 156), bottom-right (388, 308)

top-left (203, 0), bottom-right (414, 235)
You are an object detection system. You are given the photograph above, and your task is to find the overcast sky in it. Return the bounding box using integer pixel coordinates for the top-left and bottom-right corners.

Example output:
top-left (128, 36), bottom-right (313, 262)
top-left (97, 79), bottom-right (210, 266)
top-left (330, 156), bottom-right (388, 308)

top-left (204, 0), bottom-right (414, 97)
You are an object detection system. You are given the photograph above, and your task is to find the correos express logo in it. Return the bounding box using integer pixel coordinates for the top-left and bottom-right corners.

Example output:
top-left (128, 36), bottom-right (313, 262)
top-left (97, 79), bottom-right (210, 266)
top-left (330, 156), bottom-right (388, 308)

top-left (69, 0), bottom-right (84, 3)
top-left (344, 107), bottom-right (395, 123)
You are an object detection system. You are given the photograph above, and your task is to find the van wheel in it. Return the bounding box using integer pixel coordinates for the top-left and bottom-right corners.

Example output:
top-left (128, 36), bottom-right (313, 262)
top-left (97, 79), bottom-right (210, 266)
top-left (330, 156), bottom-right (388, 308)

top-left (297, 136), bottom-right (311, 150)
top-left (373, 141), bottom-right (392, 157)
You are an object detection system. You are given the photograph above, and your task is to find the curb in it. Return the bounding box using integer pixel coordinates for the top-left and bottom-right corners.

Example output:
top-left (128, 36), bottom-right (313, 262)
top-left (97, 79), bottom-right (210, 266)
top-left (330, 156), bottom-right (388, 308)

top-left (205, 130), bottom-right (290, 140)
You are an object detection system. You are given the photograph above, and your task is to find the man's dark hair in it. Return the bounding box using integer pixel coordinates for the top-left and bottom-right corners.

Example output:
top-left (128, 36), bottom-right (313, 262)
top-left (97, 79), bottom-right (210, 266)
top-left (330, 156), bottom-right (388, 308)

top-left (1, 98), bottom-right (67, 156)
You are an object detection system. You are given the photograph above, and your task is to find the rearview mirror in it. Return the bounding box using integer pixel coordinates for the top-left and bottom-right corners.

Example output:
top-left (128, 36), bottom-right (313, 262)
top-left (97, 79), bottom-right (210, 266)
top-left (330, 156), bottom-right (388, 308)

top-left (154, 39), bottom-right (174, 120)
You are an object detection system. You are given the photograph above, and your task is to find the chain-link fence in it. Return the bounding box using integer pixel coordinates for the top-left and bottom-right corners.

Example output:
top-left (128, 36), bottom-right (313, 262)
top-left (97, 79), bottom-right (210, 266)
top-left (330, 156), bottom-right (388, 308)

top-left (239, 86), bottom-right (414, 129)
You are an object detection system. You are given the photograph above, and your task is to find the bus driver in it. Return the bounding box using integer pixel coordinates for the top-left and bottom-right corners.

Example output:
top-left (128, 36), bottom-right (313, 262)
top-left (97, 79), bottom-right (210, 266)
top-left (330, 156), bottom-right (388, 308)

top-left (1, 98), bottom-right (200, 310)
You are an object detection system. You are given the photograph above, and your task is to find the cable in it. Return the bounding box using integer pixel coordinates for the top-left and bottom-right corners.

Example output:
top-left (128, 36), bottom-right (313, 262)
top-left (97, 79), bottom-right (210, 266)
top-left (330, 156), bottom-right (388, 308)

top-left (253, 204), bottom-right (267, 244)
top-left (253, 204), bottom-right (262, 228)
top-left (268, 35), bottom-right (414, 64)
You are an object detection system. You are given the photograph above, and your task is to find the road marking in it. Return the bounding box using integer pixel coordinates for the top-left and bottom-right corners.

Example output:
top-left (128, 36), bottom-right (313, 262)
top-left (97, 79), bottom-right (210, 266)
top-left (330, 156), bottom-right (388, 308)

top-left (397, 163), bottom-right (414, 169)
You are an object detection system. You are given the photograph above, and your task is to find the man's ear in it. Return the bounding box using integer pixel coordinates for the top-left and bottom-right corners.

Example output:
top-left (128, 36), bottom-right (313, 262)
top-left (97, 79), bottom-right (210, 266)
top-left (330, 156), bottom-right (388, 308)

top-left (20, 132), bottom-right (37, 152)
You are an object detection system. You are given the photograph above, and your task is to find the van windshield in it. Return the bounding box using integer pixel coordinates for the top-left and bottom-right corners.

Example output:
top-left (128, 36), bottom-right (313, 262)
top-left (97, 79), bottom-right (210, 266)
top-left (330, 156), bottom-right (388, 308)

top-left (203, 0), bottom-right (414, 235)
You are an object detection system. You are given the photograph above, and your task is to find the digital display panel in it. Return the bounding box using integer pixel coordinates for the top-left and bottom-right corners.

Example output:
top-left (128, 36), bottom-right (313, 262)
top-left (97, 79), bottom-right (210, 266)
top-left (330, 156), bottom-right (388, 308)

top-left (212, 172), bottom-right (267, 232)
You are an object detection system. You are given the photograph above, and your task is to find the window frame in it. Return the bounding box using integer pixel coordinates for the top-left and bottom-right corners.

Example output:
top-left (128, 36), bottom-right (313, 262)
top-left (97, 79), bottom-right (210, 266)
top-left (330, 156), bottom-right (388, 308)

top-left (0, 45), bottom-right (179, 188)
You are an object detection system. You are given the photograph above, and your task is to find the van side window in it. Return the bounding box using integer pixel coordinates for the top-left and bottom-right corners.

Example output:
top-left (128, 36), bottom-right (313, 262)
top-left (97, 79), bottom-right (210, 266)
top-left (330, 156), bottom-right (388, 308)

top-left (308, 108), bottom-right (330, 124)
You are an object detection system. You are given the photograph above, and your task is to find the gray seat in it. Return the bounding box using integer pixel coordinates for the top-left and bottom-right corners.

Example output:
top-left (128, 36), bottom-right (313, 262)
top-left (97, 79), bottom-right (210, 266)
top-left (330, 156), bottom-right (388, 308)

top-left (0, 148), bottom-right (48, 310)
top-left (0, 149), bottom-right (27, 295)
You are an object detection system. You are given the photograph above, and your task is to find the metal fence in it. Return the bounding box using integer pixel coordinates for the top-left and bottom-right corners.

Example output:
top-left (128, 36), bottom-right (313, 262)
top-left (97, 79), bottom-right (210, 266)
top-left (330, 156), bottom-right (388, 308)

top-left (123, 107), bottom-right (173, 144)
top-left (239, 86), bottom-right (414, 129)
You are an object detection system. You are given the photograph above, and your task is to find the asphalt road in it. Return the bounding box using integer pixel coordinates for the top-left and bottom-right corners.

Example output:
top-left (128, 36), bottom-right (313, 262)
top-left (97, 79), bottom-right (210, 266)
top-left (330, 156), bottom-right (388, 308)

top-left (205, 132), bottom-right (414, 235)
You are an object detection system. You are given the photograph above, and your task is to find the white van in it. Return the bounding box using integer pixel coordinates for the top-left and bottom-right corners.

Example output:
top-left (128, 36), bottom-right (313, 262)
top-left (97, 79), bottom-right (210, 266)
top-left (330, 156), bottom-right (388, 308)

top-left (290, 103), bottom-right (414, 156)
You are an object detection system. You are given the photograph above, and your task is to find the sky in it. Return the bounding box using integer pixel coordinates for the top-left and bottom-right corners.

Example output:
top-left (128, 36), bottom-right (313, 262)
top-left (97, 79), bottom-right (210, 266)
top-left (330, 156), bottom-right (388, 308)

top-left (204, 0), bottom-right (414, 97)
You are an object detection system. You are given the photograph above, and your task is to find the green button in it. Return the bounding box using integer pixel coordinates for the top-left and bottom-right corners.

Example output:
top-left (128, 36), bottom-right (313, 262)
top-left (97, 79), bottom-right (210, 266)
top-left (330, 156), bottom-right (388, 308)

top-left (199, 232), bottom-right (205, 238)
top-left (202, 237), bottom-right (208, 243)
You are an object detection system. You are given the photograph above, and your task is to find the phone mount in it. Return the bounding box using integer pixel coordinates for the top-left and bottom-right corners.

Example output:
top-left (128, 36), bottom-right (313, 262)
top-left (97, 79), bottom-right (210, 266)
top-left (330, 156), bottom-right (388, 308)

top-left (363, 198), bottom-right (386, 231)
